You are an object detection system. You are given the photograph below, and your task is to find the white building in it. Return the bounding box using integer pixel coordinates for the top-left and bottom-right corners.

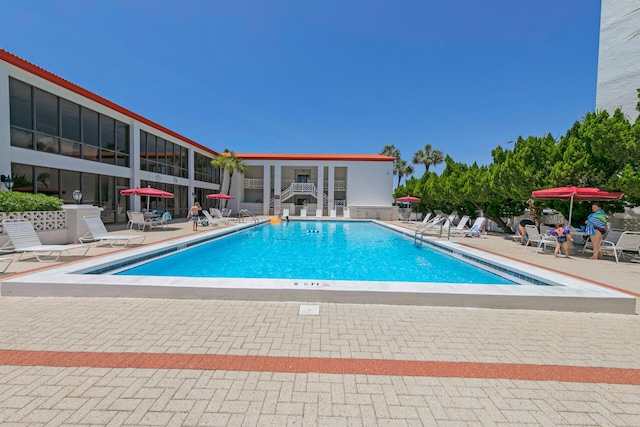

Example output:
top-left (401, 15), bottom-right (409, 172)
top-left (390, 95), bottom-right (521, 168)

top-left (230, 153), bottom-right (394, 218)
top-left (0, 48), bottom-right (394, 223)
top-left (596, 0), bottom-right (640, 121)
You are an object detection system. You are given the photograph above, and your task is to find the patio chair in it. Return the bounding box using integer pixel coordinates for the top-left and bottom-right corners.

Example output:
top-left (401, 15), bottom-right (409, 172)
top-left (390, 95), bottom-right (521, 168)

top-left (343, 208), bottom-right (350, 219)
top-left (330, 209), bottom-right (337, 218)
top-left (128, 212), bottom-right (153, 231)
top-left (300, 208), bottom-right (308, 217)
top-left (523, 224), bottom-right (557, 253)
top-left (80, 216), bottom-right (146, 247)
top-left (150, 211), bottom-right (172, 230)
top-left (599, 231), bottom-right (640, 263)
top-left (2, 220), bottom-right (90, 262)
top-left (316, 209), bottom-right (323, 217)
top-left (463, 217), bottom-right (487, 238)
top-left (282, 208), bottom-right (290, 219)
top-left (582, 228), bottom-right (624, 255)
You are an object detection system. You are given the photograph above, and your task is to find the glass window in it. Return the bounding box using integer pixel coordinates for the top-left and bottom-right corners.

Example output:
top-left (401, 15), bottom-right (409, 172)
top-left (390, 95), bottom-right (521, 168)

top-left (34, 167), bottom-right (59, 196)
top-left (147, 134), bottom-right (157, 161)
top-left (36, 133), bottom-right (59, 154)
top-left (157, 137), bottom-right (166, 165)
top-left (9, 163), bottom-right (34, 193)
top-left (9, 78), bottom-right (32, 129)
top-left (60, 170), bottom-right (81, 204)
top-left (61, 139), bottom-right (82, 158)
top-left (82, 173), bottom-right (99, 206)
top-left (34, 88), bottom-right (58, 136)
top-left (10, 128), bottom-right (33, 149)
top-left (60, 99), bottom-right (81, 141)
top-left (83, 145), bottom-right (99, 162)
top-left (100, 116), bottom-right (115, 150)
top-left (116, 122), bottom-right (129, 154)
top-left (82, 108), bottom-right (99, 147)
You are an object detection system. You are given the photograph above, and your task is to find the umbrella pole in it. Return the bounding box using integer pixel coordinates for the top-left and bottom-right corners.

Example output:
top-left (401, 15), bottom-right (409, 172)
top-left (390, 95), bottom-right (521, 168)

top-left (568, 194), bottom-right (574, 226)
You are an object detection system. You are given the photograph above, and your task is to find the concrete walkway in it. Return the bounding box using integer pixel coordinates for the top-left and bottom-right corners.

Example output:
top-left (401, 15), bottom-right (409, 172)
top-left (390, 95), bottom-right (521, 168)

top-left (1, 219), bottom-right (639, 425)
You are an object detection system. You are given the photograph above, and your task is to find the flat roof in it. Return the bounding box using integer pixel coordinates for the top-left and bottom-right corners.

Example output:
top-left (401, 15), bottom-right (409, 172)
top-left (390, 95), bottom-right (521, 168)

top-left (235, 153), bottom-right (395, 162)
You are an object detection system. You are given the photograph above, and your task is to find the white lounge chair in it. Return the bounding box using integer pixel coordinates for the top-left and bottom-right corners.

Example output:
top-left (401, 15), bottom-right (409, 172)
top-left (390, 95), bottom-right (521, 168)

top-left (463, 217), bottom-right (487, 238)
top-left (80, 216), bottom-right (146, 247)
top-left (449, 215), bottom-right (471, 235)
top-left (343, 208), bottom-right (350, 219)
top-left (405, 212), bottom-right (434, 228)
top-left (330, 209), bottom-right (337, 218)
top-left (2, 220), bottom-right (90, 262)
top-left (523, 224), bottom-right (556, 253)
top-left (300, 209), bottom-right (308, 217)
top-left (316, 209), bottom-right (323, 217)
top-left (282, 208), bottom-right (290, 219)
top-left (403, 212), bottom-right (417, 223)
top-left (202, 209), bottom-right (227, 226)
top-left (0, 257), bottom-right (11, 273)
top-left (599, 231), bottom-right (640, 263)
top-left (211, 208), bottom-right (235, 223)
top-left (415, 214), bottom-right (445, 233)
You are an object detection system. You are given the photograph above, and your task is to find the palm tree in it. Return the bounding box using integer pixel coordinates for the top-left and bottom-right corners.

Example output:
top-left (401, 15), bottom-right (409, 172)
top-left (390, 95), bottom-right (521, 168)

top-left (211, 149), bottom-right (247, 208)
top-left (380, 144), bottom-right (404, 188)
top-left (395, 159), bottom-right (414, 189)
top-left (412, 144), bottom-right (444, 172)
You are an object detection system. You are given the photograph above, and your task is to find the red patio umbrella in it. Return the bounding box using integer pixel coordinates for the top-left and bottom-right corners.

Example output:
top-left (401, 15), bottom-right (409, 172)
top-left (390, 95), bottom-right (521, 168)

top-left (205, 193), bottom-right (234, 200)
top-left (206, 193), bottom-right (234, 209)
top-left (121, 186), bottom-right (174, 211)
top-left (396, 195), bottom-right (421, 203)
top-left (531, 186), bottom-right (623, 225)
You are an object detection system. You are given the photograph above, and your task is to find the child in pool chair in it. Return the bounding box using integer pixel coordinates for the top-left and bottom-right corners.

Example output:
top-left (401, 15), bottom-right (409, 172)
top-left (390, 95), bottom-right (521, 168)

top-left (550, 223), bottom-right (573, 258)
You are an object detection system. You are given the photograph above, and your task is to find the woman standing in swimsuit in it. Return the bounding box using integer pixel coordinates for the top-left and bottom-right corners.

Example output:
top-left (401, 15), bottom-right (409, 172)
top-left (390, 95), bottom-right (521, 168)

top-left (585, 203), bottom-right (607, 260)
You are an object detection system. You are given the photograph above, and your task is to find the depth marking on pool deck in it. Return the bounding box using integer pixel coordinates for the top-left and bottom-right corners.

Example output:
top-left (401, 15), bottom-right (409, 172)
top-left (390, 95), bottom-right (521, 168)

top-left (0, 350), bottom-right (638, 385)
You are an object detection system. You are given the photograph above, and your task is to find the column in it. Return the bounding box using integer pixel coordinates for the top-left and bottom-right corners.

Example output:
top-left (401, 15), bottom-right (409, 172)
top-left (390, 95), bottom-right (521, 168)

top-left (328, 165), bottom-right (335, 212)
top-left (262, 164), bottom-right (271, 216)
top-left (316, 165), bottom-right (324, 215)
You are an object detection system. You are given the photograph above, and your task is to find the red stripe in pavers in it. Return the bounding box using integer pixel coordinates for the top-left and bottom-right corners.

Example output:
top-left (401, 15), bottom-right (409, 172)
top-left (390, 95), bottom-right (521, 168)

top-left (0, 349), bottom-right (638, 385)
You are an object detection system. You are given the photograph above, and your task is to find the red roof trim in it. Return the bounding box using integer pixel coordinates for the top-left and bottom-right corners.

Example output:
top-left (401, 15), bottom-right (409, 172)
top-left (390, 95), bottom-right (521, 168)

top-left (235, 153), bottom-right (395, 162)
top-left (0, 49), bottom-right (218, 157)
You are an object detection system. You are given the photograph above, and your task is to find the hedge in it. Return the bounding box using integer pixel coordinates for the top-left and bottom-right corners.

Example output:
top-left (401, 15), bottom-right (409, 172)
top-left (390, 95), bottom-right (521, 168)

top-left (0, 191), bottom-right (63, 213)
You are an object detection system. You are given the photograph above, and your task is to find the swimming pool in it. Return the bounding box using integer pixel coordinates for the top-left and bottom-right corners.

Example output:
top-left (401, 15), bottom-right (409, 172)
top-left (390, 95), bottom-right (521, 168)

top-left (1, 219), bottom-right (636, 313)
top-left (116, 221), bottom-right (515, 285)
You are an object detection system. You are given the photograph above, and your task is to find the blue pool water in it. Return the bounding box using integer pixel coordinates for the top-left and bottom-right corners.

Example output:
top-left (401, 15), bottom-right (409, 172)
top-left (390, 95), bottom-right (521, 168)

top-left (117, 221), bottom-right (514, 285)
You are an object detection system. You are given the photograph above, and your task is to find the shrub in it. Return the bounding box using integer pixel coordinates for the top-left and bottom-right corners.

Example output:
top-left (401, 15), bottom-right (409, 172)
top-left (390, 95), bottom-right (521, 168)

top-left (0, 191), bottom-right (63, 213)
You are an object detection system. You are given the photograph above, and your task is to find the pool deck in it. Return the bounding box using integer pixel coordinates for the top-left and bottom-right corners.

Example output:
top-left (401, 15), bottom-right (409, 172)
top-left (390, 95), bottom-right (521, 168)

top-left (1, 218), bottom-right (639, 425)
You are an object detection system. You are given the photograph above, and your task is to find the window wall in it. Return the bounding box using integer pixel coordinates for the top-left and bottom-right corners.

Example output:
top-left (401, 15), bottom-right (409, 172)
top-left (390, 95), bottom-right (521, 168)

top-left (194, 152), bottom-right (219, 184)
top-left (10, 162), bottom-right (130, 224)
top-left (140, 130), bottom-right (188, 178)
top-left (9, 78), bottom-right (130, 165)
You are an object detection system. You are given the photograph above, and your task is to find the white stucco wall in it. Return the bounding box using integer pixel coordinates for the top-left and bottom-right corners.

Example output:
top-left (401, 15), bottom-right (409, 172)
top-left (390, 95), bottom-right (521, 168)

top-left (346, 160), bottom-right (393, 206)
top-left (595, 0), bottom-right (640, 121)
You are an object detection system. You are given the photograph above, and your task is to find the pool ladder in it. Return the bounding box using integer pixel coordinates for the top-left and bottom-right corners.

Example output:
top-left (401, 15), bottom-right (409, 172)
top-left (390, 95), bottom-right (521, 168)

top-left (239, 209), bottom-right (259, 226)
top-left (414, 221), bottom-right (450, 246)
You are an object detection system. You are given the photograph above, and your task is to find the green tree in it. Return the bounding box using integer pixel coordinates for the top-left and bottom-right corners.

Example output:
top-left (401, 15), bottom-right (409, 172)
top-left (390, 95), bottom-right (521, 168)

top-left (380, 144), bottom-right (414, 190)
top-left (412, 144), bottom-right (444, 172)
top-left (211, 149), bottom-right (247, 208)
top-left (395, 159), bottom-right (414, 190)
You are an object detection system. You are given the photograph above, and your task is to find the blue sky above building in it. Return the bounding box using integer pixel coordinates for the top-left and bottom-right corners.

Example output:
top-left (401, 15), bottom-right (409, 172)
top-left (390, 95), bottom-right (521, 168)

top-left (0, 0), bottom-right (601, 175)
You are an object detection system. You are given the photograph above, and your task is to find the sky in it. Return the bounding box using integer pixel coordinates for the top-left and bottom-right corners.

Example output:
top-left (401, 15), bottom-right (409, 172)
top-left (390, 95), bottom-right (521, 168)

top-left (1, 0), bottom-right (602, 176)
